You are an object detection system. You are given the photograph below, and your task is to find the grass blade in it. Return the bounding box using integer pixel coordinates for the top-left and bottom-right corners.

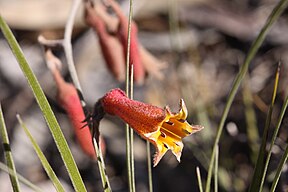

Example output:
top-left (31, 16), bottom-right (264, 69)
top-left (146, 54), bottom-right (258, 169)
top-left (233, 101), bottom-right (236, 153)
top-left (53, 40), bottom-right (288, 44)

top-left (0, 104), bottom-right (21, 192)
top-left (259, 64), bottom-right (285, 191)
top-left (147, 142), bottom-right (153, 192)
top-left (0, 16), bottom-right (87, 192)
top-left (249, 64), bottom-right (280, 191)
top-left (16, 115), bottom-right (65, 192)
top-left (214, 145), bottom-right (219, 192)
top-left (0, 162), bottom-right (44, 192)
top-left (92, 138), bottom-right (112, 192)
top-left (270, 133), bottom-right (288, 191)
top-left (196, 167), bottom-right (203, 192)
top-left (125, 0), bottom-right (136, 191)
top-left (205, 1), bottom-right (288, 191)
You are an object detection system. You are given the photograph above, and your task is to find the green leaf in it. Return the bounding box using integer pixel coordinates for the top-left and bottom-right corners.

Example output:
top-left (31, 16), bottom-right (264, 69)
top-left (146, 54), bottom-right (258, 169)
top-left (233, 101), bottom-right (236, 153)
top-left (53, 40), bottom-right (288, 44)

top-left (205, 1), bottom-right (288, 191)
top-left (0, 162), bottom-right (43, 192)
top-left (258, 64), bottom-right (285, 191)
top-left (16, 115), bottom-right (65, 192)
top-left (0, 16), bottom-right (86, 192)
top-left (268, 95), bottom-right (288, 192)
top-left (249, 64), bottom-right (280, 191)
top-left (0, 104), bottom-right (21, 192)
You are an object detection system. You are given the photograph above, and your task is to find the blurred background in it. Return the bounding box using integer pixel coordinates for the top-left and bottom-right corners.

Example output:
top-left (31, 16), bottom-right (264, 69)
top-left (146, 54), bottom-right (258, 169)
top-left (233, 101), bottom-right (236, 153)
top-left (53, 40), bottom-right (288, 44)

top-left (1, 0), bottom-right (288, 191)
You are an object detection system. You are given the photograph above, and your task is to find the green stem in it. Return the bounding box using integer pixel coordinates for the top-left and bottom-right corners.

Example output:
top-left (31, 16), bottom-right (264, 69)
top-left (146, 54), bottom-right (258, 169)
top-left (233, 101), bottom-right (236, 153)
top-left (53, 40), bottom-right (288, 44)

top-left (125, 0), bottom-right (136, 191)
top-left (214, 145), bottom-right (219, 192)
top-left (196, 167), bottom-right (203, 192)
top-left (0, 104), bottom-right (21, 192)
top-left (147, 142), bottom-right (153, 192)
top-left (259, 64), bottom-right (283, 191)
top-left (205, 1), bottom-right (288, 191)
top-left (0, 162), bottom-right (43, 192)
top-left (0, 16), bottom-right (87, 192)
top-left (93, 138), bottom-right (112, 192)
top-left (270, 141), bottom-right (288, 191)
top-left (17, 115), bottom-right (65, 192)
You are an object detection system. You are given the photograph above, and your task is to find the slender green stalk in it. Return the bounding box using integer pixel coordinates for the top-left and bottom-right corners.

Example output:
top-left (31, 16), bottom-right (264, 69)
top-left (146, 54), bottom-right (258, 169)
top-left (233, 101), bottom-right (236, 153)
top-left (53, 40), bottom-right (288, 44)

top-left (129, 65), bottom-right (136, 192)
top-left (214, 145), bottom-right (219, 192)
top-left (93, 138), bottom-right (112, 192)
top-left (259, 64), bottom-right (284, 191)
top-left (250, 64), bottom-right (280, 191)
top-left (0, 104), bottom-right (21, 192)
top-left (0, 162), bottom-right (43, 192)
top-left (16, 115), bottom-right (65, 192)
top-left (205, 1), bottom-right (288, 191)
top-left (196, 167), bottom-right (203, 192)
top-left (124, 0), bottom-right (136, 191)
top-left (146, 142), bottom-right (153, 192)
top-left (61, 0), bottom-right (110, 188)
top-left (0, 16), bottom-right (87, 192)
top-left (270, 141), bottom-right (288, 191)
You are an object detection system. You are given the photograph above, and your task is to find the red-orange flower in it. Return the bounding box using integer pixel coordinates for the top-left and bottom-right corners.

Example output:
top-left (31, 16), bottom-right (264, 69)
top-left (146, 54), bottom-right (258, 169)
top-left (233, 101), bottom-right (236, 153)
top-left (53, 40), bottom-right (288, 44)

top-left (84, 0), bottom-right (166, 84)
top-left (100, 88), bottom-right (203, 166)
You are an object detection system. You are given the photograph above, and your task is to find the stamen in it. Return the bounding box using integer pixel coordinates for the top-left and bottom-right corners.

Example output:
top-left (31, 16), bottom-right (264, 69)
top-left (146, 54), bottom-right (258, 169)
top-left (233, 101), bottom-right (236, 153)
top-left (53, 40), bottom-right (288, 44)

top-left (160, 132), bottom-right (166, 138)
top-left (165, 121), bottom-right (174, 126)
top-left (182, 128), bottom-right (191, 135)
top-left (178, 119), bottom-right (186, 123)
top-left (163, 143), bottom-right (169, 149)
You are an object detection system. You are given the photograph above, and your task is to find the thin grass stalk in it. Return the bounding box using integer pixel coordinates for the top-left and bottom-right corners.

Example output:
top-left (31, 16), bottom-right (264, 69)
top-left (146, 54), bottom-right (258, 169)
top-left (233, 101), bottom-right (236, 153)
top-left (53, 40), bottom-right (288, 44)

top-left (259, 64), bottom-right (284, 191)
top-left (270, 139), bottom-right (288, 191)
top-left (0, 162), bottom-right (43, 192)
top-left (62, 0), bottom-right (111, 188)
top-left (0, 104), bottom-right (21, 192)
top-left (214, 145), bottom-right (219, 192)
top-left (93, 138), bottom-right (112, 192)
top-left (16, 114), bottom-right (65, 192)
top-left (204, 1), bottom-right (288, 191)
top-left (124, 0), bottom-right (136, 191)
top-left (249, 64), bottom-right (280, 191)
top-left (146, 142), bottom-right (153, 192)
top-left (196, 167), bottom-right (203, 192)
top-left (0, 16), bottom-right (87, 192)
top-left (129, 65), bottom-right (136, 192)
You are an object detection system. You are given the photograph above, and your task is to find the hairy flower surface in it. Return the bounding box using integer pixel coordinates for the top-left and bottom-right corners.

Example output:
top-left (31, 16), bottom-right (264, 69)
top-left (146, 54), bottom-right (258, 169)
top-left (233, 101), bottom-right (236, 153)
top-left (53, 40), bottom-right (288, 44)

top-left (101, 88), bottom-right (203, 166)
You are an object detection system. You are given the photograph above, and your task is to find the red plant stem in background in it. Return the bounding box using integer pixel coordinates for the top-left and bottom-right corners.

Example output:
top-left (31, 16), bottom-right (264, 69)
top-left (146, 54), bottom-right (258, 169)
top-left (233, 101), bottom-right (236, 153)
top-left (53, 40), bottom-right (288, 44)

top-left (85, 3), bottom-right (125, 81)
top-left (52, 68), bottom-right (96, 159)
top-left (106, 0), bottom-right (145, 84)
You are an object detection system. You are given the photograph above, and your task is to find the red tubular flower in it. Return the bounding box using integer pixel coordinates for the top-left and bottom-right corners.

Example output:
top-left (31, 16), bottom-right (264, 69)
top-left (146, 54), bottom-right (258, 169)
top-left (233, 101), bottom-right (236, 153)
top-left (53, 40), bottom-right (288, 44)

top-left (100, 88), bottom-right (203, 166)
top-left (107, 0), bottom-right (145, 84)
top-left (50, 64), bottom-right (96, 159)
top-left (85, 2), bottom-right (125, 81)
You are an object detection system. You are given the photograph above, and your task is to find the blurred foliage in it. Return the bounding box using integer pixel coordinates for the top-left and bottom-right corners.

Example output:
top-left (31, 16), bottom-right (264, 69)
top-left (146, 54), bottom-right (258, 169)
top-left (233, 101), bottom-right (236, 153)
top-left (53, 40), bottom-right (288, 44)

top-left (1, 0), bottom-right (288, 192)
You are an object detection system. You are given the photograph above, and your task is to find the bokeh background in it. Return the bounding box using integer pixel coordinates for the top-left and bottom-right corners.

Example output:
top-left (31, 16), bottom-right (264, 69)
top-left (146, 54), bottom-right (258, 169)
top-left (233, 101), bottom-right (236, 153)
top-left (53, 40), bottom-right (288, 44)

top-left (1, 0), bottom-right (288, 191)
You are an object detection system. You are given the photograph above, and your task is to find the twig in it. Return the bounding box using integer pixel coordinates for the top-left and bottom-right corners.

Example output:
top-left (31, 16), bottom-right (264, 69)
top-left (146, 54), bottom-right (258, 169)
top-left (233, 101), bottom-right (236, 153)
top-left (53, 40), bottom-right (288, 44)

top-left (63, 0), bottom-right (83, 92)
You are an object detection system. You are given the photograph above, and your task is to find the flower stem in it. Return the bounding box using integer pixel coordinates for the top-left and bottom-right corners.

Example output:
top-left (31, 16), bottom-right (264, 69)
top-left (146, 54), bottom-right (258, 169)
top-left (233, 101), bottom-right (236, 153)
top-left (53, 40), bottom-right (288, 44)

top-left (147, 142), bottom-right (153, 192)
top-left (125, 0), bottom-right (136, 191)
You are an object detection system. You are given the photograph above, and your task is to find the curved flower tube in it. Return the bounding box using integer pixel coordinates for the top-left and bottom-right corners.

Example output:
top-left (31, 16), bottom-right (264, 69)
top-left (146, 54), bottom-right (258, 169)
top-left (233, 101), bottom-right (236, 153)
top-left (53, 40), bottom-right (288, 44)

top-left (51, 67), bottom-right (97, 159)
top-left (100, 88), bottom-right (203, 166)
